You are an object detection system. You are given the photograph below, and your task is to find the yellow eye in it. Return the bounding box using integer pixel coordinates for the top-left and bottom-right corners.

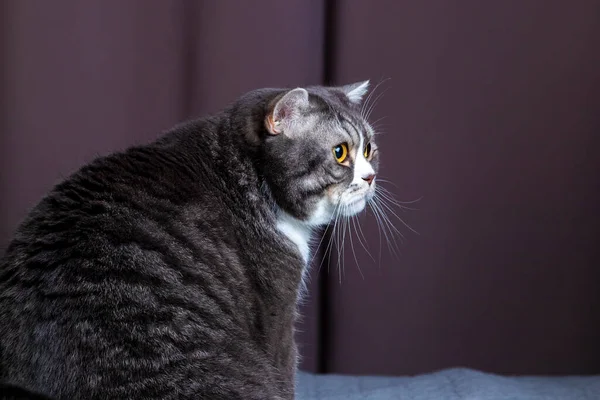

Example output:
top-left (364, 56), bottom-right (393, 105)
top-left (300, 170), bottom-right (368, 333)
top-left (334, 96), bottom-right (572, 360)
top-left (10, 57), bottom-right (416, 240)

top-left (364, 142), bottom-right (372, 158)
top-left (332, 143), bottom-right (348, 163)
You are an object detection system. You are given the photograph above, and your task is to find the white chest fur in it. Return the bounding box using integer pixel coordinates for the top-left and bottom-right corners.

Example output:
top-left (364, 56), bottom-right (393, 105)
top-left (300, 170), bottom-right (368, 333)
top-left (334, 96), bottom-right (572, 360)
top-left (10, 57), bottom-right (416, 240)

top-left (276, 213), bottom-right (312, 264)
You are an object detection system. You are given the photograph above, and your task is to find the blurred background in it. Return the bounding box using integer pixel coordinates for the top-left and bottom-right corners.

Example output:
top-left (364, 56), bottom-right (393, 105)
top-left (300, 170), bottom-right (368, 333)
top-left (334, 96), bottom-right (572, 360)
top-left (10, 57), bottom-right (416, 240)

top-left (2, 0), bottom-right (600, 378)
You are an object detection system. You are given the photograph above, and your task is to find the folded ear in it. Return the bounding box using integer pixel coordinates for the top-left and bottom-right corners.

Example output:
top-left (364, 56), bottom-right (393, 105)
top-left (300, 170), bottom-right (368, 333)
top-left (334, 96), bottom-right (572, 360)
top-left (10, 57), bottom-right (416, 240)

top-left (265, 88), bottom-right (310, 135)
top-left (341, 80), bottom-right (370, 104)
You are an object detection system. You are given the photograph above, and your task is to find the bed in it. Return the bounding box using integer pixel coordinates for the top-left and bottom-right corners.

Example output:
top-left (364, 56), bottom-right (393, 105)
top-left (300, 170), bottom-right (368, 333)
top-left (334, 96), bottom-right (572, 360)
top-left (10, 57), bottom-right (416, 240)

top-left (296, 367), bottom-right (600, 399)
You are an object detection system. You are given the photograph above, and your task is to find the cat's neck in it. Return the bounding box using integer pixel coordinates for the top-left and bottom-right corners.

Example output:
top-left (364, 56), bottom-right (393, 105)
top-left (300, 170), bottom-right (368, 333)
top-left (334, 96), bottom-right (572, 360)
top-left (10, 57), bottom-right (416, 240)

top-left (276, 210), bottom-right (315, 298)
top-left (276, 211), bottom-right (314, 264)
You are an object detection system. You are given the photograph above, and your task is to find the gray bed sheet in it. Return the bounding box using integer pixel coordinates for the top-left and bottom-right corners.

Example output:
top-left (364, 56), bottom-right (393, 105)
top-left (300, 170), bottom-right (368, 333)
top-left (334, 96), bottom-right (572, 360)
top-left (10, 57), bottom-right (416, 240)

top-left (296, 368), bottom-right (600, 400)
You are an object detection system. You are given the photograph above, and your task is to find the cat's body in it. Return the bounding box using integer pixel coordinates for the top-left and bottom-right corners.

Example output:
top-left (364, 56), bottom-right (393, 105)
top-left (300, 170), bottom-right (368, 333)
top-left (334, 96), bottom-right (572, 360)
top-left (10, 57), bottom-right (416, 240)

top-left (0, 83), bottom-right (378, 399)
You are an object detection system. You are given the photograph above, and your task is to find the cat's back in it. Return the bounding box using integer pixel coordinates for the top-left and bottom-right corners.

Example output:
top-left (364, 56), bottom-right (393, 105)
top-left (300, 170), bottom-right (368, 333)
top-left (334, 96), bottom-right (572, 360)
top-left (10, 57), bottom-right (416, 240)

top-left (0, 120), bottom-right (284, 399)
top-left (3, 116), bottom-right (241, 264)
top-left (0, 119), bottom-right (233, 295)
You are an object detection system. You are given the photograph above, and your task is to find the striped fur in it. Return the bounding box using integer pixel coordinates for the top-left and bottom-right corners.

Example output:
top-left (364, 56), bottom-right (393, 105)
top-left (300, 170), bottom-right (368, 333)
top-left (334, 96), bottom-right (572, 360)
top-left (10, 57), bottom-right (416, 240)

top-left (0, 83), bottom-right (377, 399)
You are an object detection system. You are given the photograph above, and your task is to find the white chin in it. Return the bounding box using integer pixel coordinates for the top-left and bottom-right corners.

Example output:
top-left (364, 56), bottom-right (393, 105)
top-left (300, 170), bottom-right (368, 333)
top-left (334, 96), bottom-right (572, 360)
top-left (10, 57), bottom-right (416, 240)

top-left (342, 198), bottom-right (367, 216)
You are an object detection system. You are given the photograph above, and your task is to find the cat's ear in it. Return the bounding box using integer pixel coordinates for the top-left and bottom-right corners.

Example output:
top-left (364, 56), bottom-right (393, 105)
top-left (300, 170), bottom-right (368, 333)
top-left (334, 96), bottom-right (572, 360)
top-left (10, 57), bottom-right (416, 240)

top-left (341, 80), bottom-right (370, 104)
top-left (265, 88), bottom-right (309, 135)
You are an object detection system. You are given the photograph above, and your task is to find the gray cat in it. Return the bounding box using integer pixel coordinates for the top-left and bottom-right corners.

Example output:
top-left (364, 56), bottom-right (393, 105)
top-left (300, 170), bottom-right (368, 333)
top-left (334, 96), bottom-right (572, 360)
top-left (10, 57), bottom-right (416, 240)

top-left (0, 82), bottom-right (379, 399)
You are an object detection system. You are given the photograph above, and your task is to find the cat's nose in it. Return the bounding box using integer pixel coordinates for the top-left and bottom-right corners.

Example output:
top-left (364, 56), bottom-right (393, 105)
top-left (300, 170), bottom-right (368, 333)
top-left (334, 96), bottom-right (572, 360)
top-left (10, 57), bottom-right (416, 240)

top-left (362, 174), bottom-right (375, 186)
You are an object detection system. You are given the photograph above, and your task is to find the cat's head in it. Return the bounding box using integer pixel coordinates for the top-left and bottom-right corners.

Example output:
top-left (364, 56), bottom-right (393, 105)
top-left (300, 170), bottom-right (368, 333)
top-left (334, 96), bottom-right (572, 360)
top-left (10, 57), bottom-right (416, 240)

top-left (259, 81), bottom-right (379, 227)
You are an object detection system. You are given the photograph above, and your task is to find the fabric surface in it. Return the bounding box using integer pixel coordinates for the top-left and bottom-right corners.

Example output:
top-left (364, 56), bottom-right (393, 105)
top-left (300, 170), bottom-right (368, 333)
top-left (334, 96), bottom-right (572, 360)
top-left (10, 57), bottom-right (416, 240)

top-left (296, 368), bottom-right (600, 400)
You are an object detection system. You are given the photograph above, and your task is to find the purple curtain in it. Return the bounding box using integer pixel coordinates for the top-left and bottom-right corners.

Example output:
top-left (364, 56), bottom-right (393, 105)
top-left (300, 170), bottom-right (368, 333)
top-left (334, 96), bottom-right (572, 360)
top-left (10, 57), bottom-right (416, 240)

top-left (2, 0), bottom-right (600, 376)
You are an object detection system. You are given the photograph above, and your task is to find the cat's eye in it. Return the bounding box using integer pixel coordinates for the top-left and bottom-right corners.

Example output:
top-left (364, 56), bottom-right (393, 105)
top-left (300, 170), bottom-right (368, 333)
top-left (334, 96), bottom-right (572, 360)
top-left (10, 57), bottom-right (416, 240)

top-left (364, 142), bottom-right (372, 158)
top-left (332, 143), bottom-right (348, 163)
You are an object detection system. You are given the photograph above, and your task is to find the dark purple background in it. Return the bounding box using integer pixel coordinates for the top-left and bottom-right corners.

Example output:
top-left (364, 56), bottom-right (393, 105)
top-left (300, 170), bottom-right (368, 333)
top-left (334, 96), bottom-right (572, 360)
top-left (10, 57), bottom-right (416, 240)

top-left (2, 0), bottom-right (599, 376)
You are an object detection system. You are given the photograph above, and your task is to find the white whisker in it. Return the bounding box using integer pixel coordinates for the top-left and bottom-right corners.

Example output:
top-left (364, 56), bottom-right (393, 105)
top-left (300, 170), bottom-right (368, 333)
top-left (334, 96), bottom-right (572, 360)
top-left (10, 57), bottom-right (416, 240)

top-left (365, 86), bottom-right (390, 122)
top-left (361, 78), bottom-right (390, 121)
top-left (376, 187), bottom-right (420, 211)
top-left (311, 200), bottom-right (341, 267)
top-left (376, 194), bottom-right (420, 236)
top-left (352, 215), bottom-right (374, 263)
top-left (317, 201), bottom-right (343, 276)
top-left (370, 115), bottom-right (387, 129)
top-left (375, 180), bottom-right (423, 203)
top-left (336, 206), bottom-right (346, 284)
top-left (367, 202), bottom-right (384, 267)
top-left (370, 198), bottom-right (401, 259)
top-left (346, 213), bottom-right (364, 280)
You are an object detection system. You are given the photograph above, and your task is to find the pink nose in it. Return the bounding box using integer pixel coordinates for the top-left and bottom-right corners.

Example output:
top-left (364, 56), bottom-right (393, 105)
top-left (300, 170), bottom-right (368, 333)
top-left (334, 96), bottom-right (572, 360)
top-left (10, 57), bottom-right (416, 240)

top-left (362, 174), bottom-right (375, 185)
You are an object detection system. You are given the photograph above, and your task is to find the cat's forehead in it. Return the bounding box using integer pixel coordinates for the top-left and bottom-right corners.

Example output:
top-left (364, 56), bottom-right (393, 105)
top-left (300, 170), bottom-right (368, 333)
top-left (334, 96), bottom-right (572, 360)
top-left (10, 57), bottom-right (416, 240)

top-left (311, 107), bottom-right (373, 145)
top-left (308, 86), bottom-right (358, 112)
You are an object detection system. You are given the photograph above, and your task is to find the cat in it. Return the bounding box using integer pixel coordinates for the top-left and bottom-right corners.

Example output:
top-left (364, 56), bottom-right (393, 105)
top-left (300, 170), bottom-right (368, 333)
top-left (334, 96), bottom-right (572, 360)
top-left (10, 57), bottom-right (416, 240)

top-left (0, 81), bottom-right (379, 399)
top-left (0, 384), bottom-right (54, 400)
